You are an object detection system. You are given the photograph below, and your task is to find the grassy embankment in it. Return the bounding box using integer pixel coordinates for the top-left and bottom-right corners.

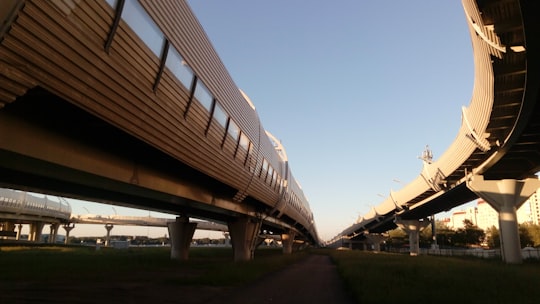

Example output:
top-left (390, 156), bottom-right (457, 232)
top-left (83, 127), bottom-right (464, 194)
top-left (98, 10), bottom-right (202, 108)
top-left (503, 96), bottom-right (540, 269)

top-left (327, 249), bottom-right (540, 304)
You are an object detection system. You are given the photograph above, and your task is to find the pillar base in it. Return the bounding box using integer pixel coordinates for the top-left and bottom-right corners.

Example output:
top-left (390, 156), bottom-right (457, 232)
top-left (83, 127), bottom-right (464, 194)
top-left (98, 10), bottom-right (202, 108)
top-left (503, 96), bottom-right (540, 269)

top-left (281, 230), bottom-right (296, 254)
top-left (49, 223), bottom-right (60, 244)
top-left (228, 217), bottom-right (261, 261)
top-left (104, 223), bottom-right (114, 247)
top-left (167, 217), bottom-right (197, 260)
top-left (63, 223), bottom-right (75, 245)
top-left (467, 175), bottom-right (540, 264)
top-left (365, 233), bottom-right (386, 252)
top-left (29, 222), bottom-right (45, 242)
top-left (395, 218), bottom-right (430, 256)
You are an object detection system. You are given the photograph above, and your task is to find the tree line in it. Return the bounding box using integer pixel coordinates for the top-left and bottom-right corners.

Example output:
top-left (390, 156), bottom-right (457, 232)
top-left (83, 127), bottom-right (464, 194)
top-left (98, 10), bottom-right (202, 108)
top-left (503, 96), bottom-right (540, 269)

top-left (386, 220), bottom-right (540, 249)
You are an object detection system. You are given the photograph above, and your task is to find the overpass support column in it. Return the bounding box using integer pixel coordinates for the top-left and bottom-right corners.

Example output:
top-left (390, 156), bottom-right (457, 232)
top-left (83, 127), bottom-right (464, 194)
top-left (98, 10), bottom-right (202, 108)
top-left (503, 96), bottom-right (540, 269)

top-left (365, 233), bottom-right (386, 252)
top-left (395, 218), bottom-right (430, 256)
top-left (223, 232), bottom-right (230, 246)
top-left (167, 216), bottom-right (197, 260)
top-left (49, 223), bottom-right (59, 244)
top-left (29, 222), bottom-right (44, 242)
top-left (16, 224), bottom-right (23, 240)
top-left (227, 216), bottom-right (261, 261)
top-left (281, 230), bottom-right (296, 254)
top-left (63, 223), bottom-right (75, 245)
top-left (466, 175), bottom-right (540, 264)
top-left (1, 222), bottom-right (15, 239)
top-left (293, 240), bottom-right (307, 251)
top-left (104, 224), bottom-right (114, 246)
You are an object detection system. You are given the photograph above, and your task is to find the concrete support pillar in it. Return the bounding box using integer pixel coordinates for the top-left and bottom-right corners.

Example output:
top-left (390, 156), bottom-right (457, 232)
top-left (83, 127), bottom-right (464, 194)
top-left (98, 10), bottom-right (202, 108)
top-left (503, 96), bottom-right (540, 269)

top-left (4, 222), bottom-right (15, 231)
top-left (365, 233), bottom-right (386, 252)
top-left (395, 218), bottom-right (430, 256)
top-left (227, 216), bottom-right (262, 261)
top-left (167, 217), bottom-right (197, 260)
top-left (29, 222), bottom-right (44, 242)
top-left (466, 175), bottom-right (540, 264)
top-left (281, 230), bottom-right (296, 254)
top-left (1, 222), bottom-right (15, 239)
top-left (16, 224), bottom-right (23, 240)
top-left (223, 232), bottom-right (231, 246)
top-left (104, 223), bottom-right (114, 246)
top-left (430, 214), bottom-right (438, 249)
top-left (293, 240), bottom-right (306, 251)
top-left (49, 223), bottom-right (60, 244)
top-left (63, 223), bottom-right (75, 245)
top-left (255, 235), bottom-right (265, 249)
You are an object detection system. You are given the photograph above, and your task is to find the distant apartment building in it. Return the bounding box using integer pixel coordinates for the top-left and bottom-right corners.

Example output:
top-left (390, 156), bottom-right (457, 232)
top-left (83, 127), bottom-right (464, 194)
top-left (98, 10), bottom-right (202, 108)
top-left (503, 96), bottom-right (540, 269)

top-left (529, 189), bottom-right (540, 225)
top-left (449, 187), bottom-right (540, 230)
top-left (474, 199), bottom-right (499, 230)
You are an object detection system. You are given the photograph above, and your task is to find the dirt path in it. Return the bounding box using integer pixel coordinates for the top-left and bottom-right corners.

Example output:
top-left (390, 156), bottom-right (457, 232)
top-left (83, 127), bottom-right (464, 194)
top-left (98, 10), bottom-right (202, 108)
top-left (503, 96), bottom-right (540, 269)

top-left (208, 254), bottom-right (356, 304)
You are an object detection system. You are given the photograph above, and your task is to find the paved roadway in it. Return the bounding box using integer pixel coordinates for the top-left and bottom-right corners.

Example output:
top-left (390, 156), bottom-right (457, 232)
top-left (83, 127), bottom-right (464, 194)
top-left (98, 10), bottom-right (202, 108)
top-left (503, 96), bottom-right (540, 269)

top-left (209, 254), bottom-right (356, 304)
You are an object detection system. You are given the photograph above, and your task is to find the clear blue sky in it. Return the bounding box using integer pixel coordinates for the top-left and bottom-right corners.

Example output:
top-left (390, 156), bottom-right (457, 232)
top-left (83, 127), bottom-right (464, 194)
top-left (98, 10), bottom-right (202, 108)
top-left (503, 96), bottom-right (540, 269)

top-left (185, 0), bottom-right (474, 240)
top-left (64, 1), bottom-right (475, 240)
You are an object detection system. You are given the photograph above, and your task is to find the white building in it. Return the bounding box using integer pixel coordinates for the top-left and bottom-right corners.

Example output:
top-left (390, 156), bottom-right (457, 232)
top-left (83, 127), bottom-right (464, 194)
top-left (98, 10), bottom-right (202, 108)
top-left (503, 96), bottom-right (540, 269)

top-left (474, 199), bottom-right (499, 230)
top-left (450, 197), bottom-right (534, 231)
top-left (529, 189), bottom-right (540, 225)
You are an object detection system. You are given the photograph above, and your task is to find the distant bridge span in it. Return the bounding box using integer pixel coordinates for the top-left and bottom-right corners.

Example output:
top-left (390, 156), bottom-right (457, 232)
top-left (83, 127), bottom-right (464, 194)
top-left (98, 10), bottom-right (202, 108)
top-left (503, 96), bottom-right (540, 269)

top-left (71, 214), bottom-right (228, 232)
top-left (331, 0), bottom-right (540, 263)
top-left (0, 188), bottom-right (227, 243)
top-left (0, 188), bottom-right (70, 241)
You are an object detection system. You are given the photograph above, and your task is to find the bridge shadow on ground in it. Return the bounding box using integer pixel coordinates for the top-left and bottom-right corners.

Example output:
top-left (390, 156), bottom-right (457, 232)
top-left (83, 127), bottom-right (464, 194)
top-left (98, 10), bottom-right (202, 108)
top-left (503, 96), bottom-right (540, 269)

top-left (0, 246), bottom-right (355, 304)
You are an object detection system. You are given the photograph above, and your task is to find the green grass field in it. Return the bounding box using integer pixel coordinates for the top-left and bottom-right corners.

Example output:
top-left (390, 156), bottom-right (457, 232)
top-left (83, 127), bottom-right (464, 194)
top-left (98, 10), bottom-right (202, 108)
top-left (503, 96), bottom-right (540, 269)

top-left (0, 245), bottom-right (306, 303)
top-left (0, 245), bottom-right (304, 285)
top-left (328, 250), bottom-right (540, 304)
top-left (1, 245), bottom-right (540, 303)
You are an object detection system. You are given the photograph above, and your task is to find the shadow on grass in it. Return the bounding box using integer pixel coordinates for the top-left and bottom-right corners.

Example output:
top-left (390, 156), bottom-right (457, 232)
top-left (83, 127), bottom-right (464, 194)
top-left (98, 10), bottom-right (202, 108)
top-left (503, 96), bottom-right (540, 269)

top-left (0, 245), bottom-right (306, 285)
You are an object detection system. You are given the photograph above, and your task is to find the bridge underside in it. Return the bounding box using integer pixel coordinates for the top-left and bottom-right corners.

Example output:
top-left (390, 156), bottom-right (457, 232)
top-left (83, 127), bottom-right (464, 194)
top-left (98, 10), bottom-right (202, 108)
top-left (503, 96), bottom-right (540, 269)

top-left (0, 87), bottom-right (291, 236)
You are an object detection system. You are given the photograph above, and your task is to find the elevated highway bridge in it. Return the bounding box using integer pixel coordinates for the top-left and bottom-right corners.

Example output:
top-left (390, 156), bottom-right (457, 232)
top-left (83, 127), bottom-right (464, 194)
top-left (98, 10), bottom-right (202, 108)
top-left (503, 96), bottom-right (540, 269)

top-left (0, 188), bottom-right (70, 241)
top-left (330, 0), bottom-right (540, 263)
top-left (0, 188), bottom-right (229, 244)
top-left (0, 0), bottom-right (318, 261)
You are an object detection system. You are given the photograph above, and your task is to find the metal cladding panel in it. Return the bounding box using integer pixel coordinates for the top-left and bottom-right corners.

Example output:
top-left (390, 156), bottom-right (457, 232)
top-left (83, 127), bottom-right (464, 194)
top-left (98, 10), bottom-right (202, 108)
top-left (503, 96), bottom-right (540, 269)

top-left (0, 0), bottom-right (254, 193)
top-left (259, 129), bottom-right (283, 172)
top-left (137, 0), bottom-right (297, 210)
top-left (139, 0), bottom-right (295, 209)
top-left (139, 0), bottom-right (260, 144)
top-left (139, 0), bottom-right (269, 197)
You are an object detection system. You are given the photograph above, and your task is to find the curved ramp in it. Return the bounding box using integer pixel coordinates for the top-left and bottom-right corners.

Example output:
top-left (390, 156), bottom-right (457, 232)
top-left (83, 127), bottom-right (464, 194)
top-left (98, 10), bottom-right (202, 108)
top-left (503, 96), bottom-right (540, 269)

top-left (332, 0), bottom-right (540, 242)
